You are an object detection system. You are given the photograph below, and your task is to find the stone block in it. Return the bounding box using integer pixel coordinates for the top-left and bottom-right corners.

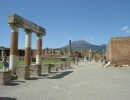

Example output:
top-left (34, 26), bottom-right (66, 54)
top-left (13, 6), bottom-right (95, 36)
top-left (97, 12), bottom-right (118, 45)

top-left (60, 57), bottom-right (67, 69)
top-left (67, 61), bottom-right (70, 68)
top-left (16, 66), bottom-right (30, 80)
top-left (0, 70), bottom-right (11, 85)
top-left (56, 63), bottom-right (62, 70)
top-left (42, 63), bottom-right (51, 73)
top-left (50, 64), bottom-right (58, 71)
top-left (30, 64), bottom-right (42, 76)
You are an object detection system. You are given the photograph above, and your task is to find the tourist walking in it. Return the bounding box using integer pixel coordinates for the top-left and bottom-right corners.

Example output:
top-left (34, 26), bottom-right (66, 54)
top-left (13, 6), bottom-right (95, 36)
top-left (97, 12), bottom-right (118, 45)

top-left (88, 57), bottom-right (91, 64)
top-left (1, 56), bottom-right (9, 71)
top-left (75, 56), bottom-right (79, 66)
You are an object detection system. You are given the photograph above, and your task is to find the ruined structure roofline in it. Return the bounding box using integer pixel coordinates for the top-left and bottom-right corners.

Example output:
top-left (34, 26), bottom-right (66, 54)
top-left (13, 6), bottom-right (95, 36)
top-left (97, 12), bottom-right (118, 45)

top-left (8, 14), bottom-right (46, 36)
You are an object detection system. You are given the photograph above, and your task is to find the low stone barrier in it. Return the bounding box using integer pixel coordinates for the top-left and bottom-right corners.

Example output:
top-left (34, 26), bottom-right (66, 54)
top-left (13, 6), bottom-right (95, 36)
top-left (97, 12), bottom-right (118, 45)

top-left (42, 63), bottom-right (51, 73)
top-left (16, 65), bottom-right (30, 80)
top-left (30, 64), bottom-right (42, 76)
top-left (0, 70), bottom-right (11, 85)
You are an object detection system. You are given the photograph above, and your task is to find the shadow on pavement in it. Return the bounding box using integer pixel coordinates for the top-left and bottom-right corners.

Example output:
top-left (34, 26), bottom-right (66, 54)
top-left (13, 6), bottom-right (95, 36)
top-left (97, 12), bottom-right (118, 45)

top-left (4, 82), bottom-right (20, 86)
top-left (78, 66), bottom-right (84, 67)
top-left (11, 80), bottom-right (26, 83)
top-left (0, 97), bottom-right (17, 100)
top-left (66, 67), bottom-right (75, 69)
top-left (48, 71), bottom-right (73, 79)
top-left (27, 77), bottom-right (41, 80)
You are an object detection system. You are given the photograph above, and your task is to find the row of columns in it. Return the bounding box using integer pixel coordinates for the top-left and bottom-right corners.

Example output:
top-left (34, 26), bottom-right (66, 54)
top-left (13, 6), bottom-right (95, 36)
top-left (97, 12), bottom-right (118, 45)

top-left (9, 24), bottom-right (43, 74)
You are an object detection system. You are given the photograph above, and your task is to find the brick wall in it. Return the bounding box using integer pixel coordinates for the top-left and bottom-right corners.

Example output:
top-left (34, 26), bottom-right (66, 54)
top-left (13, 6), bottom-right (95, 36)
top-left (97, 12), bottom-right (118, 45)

top-left (106, 37), bottom-right (130, 66)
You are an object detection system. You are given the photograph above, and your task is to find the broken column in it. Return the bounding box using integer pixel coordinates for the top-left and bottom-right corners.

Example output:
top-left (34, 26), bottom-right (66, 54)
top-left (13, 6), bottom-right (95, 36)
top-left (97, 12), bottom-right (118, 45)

top-left (69, 40), bottom-right (71, 56)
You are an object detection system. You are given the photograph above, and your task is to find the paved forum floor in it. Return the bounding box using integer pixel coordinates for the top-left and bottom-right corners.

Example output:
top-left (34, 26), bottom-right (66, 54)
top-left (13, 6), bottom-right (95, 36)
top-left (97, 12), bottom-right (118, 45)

top-left (0, 60), bottom-right (130, 100)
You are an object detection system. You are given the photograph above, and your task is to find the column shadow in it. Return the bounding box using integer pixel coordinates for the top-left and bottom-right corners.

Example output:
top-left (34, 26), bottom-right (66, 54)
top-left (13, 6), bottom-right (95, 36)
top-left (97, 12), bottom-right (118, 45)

top-left (0, 97), bottom-right (17, 100)
top-left (48, 71), bottom-right (73, 79)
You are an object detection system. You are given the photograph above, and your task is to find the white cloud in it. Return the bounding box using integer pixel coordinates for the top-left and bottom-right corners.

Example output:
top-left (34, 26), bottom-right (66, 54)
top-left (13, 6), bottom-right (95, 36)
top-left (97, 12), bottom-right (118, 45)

top-left (121, 26), bottom-right (128, 30)
top-left (86, 37), bottom-right (94, 40)
top-left (126, 30), bottom-right (130, 33)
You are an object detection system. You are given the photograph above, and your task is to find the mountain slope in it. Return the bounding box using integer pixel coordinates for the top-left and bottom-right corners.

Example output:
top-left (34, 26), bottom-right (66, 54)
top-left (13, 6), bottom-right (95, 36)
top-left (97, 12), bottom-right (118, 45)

top-left (60, 40), bottom-right (107, 51)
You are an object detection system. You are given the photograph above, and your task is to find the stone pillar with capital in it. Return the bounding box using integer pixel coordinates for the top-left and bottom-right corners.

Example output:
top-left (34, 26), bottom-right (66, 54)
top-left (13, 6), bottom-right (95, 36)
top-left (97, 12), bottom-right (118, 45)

top-left (24, 29), bottom-right (32, 66)
top-left (9, 24), bottom-right (18, 74)
top-left (36, 34), bottom-right (42, 65)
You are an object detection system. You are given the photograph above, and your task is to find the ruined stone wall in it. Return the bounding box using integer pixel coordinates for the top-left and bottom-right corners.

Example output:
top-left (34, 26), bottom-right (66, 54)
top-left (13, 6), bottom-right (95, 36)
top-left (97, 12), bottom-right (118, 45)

top-left (43, 55), bottom-right (73, 61)
top-left (106, 37), bottom-right (130, 66)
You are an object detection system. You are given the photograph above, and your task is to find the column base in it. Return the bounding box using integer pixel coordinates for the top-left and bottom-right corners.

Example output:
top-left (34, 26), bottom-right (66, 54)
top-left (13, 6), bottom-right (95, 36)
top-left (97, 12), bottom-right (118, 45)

top-left (0, 70), bottom-right (12, 85)
top-left (16, 66), bottom-right (30, 80)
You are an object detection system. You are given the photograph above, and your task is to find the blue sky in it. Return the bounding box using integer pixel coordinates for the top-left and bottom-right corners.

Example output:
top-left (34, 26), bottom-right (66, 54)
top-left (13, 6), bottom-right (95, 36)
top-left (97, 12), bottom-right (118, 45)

top-left (0, 0), bottom-right (130, 49)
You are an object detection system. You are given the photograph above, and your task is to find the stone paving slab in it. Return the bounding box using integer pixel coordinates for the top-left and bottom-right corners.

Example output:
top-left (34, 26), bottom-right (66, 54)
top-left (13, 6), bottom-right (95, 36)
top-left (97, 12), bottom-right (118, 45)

top-left (0, 60), bottom-right (130, 100)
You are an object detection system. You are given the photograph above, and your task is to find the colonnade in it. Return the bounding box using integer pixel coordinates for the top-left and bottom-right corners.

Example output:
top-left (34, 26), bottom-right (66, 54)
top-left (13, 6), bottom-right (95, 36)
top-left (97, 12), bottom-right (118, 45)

top-left (8, 14), bottom-right (46, 74)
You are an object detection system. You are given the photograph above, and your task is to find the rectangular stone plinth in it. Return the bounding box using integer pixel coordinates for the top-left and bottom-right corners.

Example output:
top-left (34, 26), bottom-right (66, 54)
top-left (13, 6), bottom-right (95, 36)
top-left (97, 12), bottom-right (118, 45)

top-left (61, 61), bottom-right (67, 69)
top-left (16, 66), bottom-right (30, 80)
top-left (60, 57), bottom-right (67, 69)
top-left (42, 63), bottom-right (51, 73)
top-left (56, 63), bottom-right (62, 70)
top-left (50, 64), bottom-right (58, 71)
top-left (30, 64), bottom-right (42, 76)
top-left (0, 70), bottom-right (11, 85)
top-left (67, 61), bottom-right (70, 68)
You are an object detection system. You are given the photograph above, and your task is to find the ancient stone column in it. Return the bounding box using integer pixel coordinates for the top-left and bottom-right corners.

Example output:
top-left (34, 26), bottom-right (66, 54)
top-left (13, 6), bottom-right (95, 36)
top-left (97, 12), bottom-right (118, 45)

top-left (9, 24), bottom-right (18, 74)
top-left (69, 40), bottom-right (71, 56)
top-left (36, 34), bottom-right (42, 65)
top-left (24, 29), bottom-right (32, 66)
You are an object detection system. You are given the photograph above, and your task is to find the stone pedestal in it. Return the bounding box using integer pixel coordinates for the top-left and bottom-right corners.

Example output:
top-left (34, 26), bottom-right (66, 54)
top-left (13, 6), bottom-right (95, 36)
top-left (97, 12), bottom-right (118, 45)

top-left (0, 70), bottom-right (11, 85)
top-left (51, 63), bottom-right (58, 71)
top-left (67, 61), bottom-right (70, 68)
top-left (16, 66), bottom-right (30, 80)
top-left (56, 63), bottom-right (62, 70)
top-left (30, 64), bottom-right (42, 76)
top-left (42, 63), bottom-right (51, 73)
top-left (60, 57), bottom-right (67, 69)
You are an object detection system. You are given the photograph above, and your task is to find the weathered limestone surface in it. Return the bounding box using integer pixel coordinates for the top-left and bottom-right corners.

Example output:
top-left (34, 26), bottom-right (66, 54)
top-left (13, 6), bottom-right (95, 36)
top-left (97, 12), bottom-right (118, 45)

top-left (16, 66), bottom-right (30, 79)
top-left (30, 64), bottom-right (41, 76)
top-left (67, 61), bottom-right (70, 68)
top-left (60, 57), bottom-right (67, 69)
top-left (0, 70), bottom-right (11, 85)
top-left (8, 14), bottom-right (46, 36)
top-left (42, 64), bottom-right (51, 73)
top-left (56, 63), bottom-right (63, 70)
top-left (50, 64), bottom-right (58, 71)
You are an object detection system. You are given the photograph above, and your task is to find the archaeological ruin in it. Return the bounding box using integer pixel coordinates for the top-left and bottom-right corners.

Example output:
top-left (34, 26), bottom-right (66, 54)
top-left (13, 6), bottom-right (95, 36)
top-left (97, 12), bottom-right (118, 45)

top-left (106, 36), bottom-right (130, 66)
top-left (7, 14), bottom-right (46, 75)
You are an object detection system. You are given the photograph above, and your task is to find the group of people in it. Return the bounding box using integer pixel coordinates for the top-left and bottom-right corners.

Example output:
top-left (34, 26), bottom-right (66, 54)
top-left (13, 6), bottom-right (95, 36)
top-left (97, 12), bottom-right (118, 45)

top-left (1, 56), bottom-right (9, 71)
top-left (83, 56), bottom-right (91, 64)
top-left (72, 56), bottom-right (92, 66)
